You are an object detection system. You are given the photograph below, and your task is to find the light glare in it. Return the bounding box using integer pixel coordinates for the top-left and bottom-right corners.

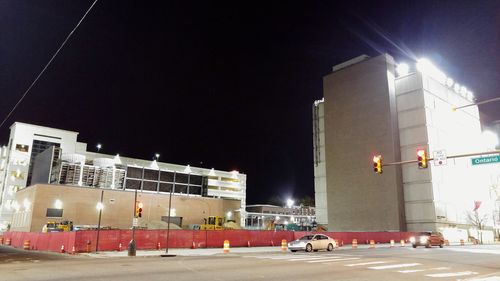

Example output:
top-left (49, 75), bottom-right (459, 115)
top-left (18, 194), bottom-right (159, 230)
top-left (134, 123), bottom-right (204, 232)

top-left (396, 63), bottom-right (409, 76)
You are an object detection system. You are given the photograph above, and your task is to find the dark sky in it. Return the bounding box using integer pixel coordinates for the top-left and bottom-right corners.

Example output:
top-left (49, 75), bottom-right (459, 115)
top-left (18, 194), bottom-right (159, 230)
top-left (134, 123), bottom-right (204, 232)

top-left (1, 1), bottom-right (499, 205)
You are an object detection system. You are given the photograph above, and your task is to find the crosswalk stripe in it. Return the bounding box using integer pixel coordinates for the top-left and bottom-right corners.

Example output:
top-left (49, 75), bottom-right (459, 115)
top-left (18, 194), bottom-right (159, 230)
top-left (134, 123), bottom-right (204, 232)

top-left (425, 271), bottom-right (478, 278)
top-left (369, 263), bottom-right (421, 270)
top-left (312, 257), bottom-right (361, 263)
top-left (345, 261), bottom-right (391, 267)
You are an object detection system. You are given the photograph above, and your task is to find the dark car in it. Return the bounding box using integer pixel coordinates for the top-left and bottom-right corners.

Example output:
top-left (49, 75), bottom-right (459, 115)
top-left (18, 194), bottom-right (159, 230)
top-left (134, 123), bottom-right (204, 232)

top-left (410, 232), bottom-right (444, 248)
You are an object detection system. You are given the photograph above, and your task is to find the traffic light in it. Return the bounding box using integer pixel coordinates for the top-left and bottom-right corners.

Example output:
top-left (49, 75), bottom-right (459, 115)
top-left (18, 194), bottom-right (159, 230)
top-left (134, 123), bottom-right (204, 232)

top-left (135, 201), bottom-right (143, 218)
top-left (417, 149), bottom-right (428, 169)
top-left (373, 155), bottom-right (382, 174)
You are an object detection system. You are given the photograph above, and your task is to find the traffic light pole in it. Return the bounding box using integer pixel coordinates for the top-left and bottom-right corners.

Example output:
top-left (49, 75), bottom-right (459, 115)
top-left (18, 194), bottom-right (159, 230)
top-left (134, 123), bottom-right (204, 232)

top-left (381, 149), bottom-right (500, 167)
top-left (128, 189), bottom-right (137, 257)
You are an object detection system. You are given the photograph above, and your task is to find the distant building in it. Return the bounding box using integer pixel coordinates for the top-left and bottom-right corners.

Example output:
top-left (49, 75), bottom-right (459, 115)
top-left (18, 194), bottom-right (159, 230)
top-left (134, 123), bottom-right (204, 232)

top-left (314, 54), bottom-right (499, 241)
top-left (0, 122), bottom-right (246, 231)
top-left (245, 204), bottom-right (315, 230)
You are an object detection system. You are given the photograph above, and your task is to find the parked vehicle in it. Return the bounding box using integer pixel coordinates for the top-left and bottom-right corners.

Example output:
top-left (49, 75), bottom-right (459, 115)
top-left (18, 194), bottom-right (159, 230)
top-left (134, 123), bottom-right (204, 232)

top-left (410, 232), bottom-right (444, 248)
top-left (288, 234), bottom-right (337, 252)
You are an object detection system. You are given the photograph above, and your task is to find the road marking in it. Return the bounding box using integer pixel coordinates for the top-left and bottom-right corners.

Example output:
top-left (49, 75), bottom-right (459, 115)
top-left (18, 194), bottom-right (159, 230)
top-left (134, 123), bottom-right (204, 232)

top-left (369, 263), bottom-right (421, 270)
top-left (345, 261), bottom-right (391, 267)
top-left (289, 256), bottom-right (340, 261)
top-left (464, 277), bottom-right (500, 281)
top-left (312, 257), bottom-right (361, 263)
top-left (425, 271), bottom-right (478, 278)
top-left (444, 248), bottom-right (500, 255)
top-left (398, 269), bottom-right (426, 273)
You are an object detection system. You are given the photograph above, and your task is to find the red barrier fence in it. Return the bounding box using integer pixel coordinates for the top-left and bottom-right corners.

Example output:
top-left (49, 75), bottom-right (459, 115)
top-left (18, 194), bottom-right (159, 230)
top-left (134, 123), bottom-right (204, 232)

top-left (0, 230), bottom-right (417, 253)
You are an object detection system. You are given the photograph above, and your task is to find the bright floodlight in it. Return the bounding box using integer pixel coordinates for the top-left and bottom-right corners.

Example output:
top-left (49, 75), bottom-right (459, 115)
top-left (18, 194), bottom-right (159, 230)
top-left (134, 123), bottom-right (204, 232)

top-left (286, 198), bottom-right (294, 208)
top-left (54, 199), bottom-right (63, 209)
top-left (396, 63), bottom-right (409, 76)
top-left (446, 78), bottom-right (454, 87)
top-left (416, 58), bottom-right (446, 84)
top-left (466, 91), bottom-right (474, 101)
top-left (96, 143), bottom-right (102, 152)
top-left (155, 153), bottom-right (160, 159)
top-left (96, 202), bottom-right (104, 211)
top-left (460, 86), bottom-right (467, 95)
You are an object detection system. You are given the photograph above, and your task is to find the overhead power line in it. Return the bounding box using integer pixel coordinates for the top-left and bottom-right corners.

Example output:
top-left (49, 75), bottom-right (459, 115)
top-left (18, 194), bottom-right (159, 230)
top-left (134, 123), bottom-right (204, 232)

top-left (0, 0), bottom-right (99, 130)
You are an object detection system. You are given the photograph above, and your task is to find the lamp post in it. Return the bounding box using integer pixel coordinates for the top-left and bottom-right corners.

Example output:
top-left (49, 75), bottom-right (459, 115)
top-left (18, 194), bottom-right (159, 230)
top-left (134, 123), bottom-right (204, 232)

top-left (96, 143), bottom-right (102, 152)
top-left (128, 189), bottom-right (137, 256)
top-left (161, 172), bottom-right (176, 257)
top-left (95, 190), bottom-right (104, 253)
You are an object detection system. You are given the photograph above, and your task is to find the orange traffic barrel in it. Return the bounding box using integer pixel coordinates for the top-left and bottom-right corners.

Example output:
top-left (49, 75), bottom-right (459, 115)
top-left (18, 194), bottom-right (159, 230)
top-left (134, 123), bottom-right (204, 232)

top-left (223, 240), bottom-right (230, 253)
top-left (400, 239), bottom-right (405, 247)
top-left (390, 239), bottom-right (395, 247)
top-left (86, 240), bottom-right (91, 253)
top-left (352, 239), bottom-right (358, 249)
top-left (281, 239), bottom-right (287, 251)
top-left (23, 240), bottom-right (30, 250)
top-left (157, 242), bottom-right (161, 250)
top-left (5, 238), bottom-right (11, 246)
top-left (60, 245), bottom-right (65, 253)
top-left (119, 242), bottom-right (123, 251)
top-left (369, 240), bottom-right (375, 249)
top-left (444, 240), bottom-right (449, 246)
top-left (460, 239), bottom-right (464, 246)
top-left (0, 237), bottom-right (4, 244)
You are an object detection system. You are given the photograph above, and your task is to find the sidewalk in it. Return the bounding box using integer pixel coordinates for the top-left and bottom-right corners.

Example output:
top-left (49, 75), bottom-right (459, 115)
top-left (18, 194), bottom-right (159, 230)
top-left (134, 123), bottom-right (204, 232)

top-left (81, 242), bottom-right (469, 258)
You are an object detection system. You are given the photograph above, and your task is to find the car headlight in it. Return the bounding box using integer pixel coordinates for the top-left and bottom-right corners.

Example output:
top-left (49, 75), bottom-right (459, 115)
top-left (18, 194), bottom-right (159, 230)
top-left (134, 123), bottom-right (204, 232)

top-left (420, 236), bottom-right (428, 243)
top-left (409, 237), bottom-right (416, 243)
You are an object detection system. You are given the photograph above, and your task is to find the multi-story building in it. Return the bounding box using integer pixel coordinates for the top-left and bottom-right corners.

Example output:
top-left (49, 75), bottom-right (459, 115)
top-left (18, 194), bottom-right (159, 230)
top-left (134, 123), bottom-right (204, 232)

top-left (314, 54), bottom-right (499, 241)
top-left (0, 122), bottom-right (246, 230)
top-left (245, 204), bottom-right (315, 230)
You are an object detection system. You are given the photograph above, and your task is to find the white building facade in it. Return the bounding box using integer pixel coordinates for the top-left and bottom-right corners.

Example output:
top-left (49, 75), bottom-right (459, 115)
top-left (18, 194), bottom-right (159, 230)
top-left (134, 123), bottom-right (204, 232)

top-left (314, 54), bottom-right (499, 241)
top-left (0, 122), bottom-right (247, 231)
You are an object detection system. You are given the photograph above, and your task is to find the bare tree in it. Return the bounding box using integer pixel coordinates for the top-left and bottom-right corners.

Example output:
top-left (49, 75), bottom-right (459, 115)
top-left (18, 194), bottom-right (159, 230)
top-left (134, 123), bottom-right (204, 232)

top-left (466, 211), bottom-right (489, 244)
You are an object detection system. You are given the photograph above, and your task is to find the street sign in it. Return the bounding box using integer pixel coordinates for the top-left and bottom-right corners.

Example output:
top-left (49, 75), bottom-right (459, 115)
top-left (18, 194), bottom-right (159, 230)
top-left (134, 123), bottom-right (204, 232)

top-left (471, 155), bottom-right (500, 166)
top-left (433, 150), bottom-right (447, 166)
top-left (132, 218), bottom-right (139, 227)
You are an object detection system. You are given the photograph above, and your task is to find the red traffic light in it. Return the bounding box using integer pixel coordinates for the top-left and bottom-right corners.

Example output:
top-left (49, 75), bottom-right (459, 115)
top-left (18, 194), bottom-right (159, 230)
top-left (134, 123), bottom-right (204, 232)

top-left (373, 155), bottom-right (382, 174)
top-left (417, 149), bottom-right (428, 169)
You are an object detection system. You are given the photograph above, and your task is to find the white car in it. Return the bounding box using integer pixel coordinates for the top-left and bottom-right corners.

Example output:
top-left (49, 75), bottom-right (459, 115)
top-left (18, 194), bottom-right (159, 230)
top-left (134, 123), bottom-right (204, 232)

top-left (288, 234), bottom-right (337, 252)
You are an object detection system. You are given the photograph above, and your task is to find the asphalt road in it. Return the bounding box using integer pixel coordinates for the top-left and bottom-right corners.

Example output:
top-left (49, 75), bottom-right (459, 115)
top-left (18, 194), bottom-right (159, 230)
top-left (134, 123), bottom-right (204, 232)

top-left (1, 245), bottom-right (499, 281)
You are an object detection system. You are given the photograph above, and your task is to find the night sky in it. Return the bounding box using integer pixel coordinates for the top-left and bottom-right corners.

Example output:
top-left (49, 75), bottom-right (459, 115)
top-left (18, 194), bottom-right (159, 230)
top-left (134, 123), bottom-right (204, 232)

top-left (1, 1), bottom-right (499, 205)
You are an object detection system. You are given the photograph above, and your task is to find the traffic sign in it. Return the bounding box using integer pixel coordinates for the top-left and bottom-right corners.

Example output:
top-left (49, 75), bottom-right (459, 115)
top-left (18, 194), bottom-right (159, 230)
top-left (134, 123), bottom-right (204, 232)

top-left (133, 218), bottom-right (139, 227)
top-left (433, 150), bottom-right (447, 166)
top-left (471, 155), bottom-right (499, 166)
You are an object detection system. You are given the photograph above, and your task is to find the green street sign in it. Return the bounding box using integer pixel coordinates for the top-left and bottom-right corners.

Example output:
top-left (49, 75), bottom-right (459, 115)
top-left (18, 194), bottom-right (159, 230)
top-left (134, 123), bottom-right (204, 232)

top-left (471, 155), bottom-right (499, 166)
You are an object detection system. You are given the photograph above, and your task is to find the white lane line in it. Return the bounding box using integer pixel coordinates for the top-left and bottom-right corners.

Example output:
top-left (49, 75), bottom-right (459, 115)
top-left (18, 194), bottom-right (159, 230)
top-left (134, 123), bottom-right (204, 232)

top-left (345, 261), bottom-right (391, 267)
top-left (398, 269), bottom-right (426, 273)
top-left (425, 271), bottom-right (479, 278)
top-left (289, 256), bottom-right (345, 261)
top-left (313, 257), bottom-right (361, 263)
top-left (463, 277), bottom-right (500, 281)
top-left (445, 248), bottom-right (500, 255)
top-left (369, 263), bottom-right (421, 270)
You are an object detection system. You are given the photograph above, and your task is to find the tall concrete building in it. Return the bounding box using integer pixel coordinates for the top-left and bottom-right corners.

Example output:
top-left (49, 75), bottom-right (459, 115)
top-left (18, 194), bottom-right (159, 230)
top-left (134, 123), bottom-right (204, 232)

top-left (314, 54), bottom-right (499, 241)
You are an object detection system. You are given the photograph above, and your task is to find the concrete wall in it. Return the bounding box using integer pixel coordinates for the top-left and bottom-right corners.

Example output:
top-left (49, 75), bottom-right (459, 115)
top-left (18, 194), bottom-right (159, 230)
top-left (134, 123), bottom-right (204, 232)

top-left (11, 184), bottom-right (241, 232)
top-left (322, 54), bottom-right (405, 231)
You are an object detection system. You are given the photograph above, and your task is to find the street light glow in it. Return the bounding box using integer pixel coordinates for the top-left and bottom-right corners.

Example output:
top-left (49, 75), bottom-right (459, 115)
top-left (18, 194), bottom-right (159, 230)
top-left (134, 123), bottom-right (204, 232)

top-left (286, 198), bottom-right (294, 208)
top-left (96, 202), bottom-right (104, 210)
top-left (396, 63), bottom-right (409, 76)
top-left (54, 199), bottom-right (63, 209)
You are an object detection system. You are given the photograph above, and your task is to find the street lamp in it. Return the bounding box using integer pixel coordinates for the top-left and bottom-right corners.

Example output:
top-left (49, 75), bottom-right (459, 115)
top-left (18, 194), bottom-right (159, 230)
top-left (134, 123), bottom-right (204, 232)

top-left (154, 153), bottom-right (160, 160)
top-left (54, 199), bottom-right (63, 209)
top-left (95, 190), bottom-right (104, 253)
top-left (96, 143), bottom-right (102, 152)
top-left (286, 198), bottom-right (294, 208)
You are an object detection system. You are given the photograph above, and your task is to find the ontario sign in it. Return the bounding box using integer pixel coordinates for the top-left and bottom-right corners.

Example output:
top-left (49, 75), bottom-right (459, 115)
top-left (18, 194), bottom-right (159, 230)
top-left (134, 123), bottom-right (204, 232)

top-left (471, 155), bottom-right (499, 166)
